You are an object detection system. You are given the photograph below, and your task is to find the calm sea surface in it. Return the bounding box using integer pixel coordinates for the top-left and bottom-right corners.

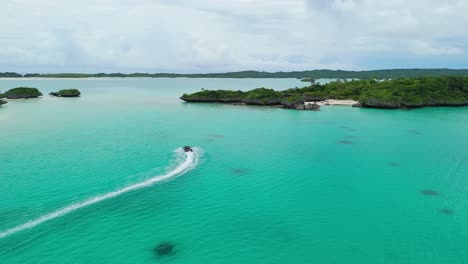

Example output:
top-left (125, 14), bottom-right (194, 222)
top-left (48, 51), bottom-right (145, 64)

top-left (0, 78), bottom-right (467, 263)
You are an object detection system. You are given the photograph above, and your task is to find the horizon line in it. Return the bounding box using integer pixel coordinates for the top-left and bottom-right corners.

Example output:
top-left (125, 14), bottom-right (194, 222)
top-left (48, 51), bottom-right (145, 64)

top-left (2, 68), bottom-right (468, 76)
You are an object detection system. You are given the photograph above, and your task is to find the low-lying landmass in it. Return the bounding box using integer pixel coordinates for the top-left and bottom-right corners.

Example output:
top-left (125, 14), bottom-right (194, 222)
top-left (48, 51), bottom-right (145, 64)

top-left (180, 76), bottom-right (468, 109)
top-left (0, 99), bottom-right (7, 106)
top-left (181, 87), bottom-right (320, 110)
top-left (50, 89), bottom-right (81, 97)
top-left (1, 87), bottom-right (43, 99)
top-left (2, 69), bottom-right (468, 79)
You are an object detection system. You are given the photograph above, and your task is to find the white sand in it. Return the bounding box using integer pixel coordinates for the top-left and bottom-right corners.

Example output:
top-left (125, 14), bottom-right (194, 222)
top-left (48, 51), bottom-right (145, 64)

top-left (307, 99), bottom-right (358, 106)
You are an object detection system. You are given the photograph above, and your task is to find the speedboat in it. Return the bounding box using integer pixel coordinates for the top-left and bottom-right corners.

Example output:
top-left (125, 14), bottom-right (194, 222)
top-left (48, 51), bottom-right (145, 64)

top-left (183, 146), bottom-right (193, 152)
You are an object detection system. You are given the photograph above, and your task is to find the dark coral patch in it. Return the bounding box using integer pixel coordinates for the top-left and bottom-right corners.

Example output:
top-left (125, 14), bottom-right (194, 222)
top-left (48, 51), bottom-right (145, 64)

top-left (207, 134), bottom-right (224, 142)
top-left (440, 209), bottom-right (454, 215)
top-left (408, 130), bottom-right (422, 135)
top-left (420, 190), bottom-right (439, 196)
top-left (208, 134), bottom-right (224, 138)
top-left (337, 140), bottom-right (354, 145)
top-left (388, 162), bottom-right (400, 167)
top-left (232, 168), bottom-right (248, 175)
top-left (340, 126), bottom-right (356, 131)
top-left (154, 242), bottom-right (176, 256)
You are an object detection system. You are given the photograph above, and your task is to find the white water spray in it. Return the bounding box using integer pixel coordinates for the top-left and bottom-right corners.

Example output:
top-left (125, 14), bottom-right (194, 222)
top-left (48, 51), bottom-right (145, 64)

top-left (0, 148), bottom-right (200, 239)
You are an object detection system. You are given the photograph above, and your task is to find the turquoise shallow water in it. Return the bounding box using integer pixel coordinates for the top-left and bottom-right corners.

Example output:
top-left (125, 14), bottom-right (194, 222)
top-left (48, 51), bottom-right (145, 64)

top-left (1, 78), bottom-right (468, 263)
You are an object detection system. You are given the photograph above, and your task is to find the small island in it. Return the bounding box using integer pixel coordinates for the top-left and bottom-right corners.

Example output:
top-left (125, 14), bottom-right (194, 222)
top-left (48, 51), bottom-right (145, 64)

top-left (181, 76), bottom-right (468, 110)
top-left (300, 78), bottom-right (316, 83)
top-left (181, 87), bottom-right (320, 110)
top-left (2, 87), bottom-right (43, 99)
top-left (50, 89), bottom-right (81, 97)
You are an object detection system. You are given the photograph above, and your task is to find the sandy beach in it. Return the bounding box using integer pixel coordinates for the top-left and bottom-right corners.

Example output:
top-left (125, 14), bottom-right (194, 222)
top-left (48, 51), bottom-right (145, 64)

top-left (307, 99), bottom-right (358, 106)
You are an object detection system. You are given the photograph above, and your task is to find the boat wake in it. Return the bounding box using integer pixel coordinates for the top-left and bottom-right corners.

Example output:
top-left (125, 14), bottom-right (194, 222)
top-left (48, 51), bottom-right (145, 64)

top-left (0, 147), bottom-right (200, 239)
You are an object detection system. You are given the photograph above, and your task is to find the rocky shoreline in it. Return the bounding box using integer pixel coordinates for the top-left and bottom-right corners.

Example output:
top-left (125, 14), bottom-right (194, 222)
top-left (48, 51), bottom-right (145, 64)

top-left (360, 98), bottom-right (468, 109)
top-left (182, 95), bottom-right (468, 110)
top-left (180, 96), bottom-right (320, 111)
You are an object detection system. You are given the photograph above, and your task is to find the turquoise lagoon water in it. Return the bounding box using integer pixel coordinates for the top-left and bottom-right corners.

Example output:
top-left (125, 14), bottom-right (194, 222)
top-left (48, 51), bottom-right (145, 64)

top-left (0, 78), bottom-right (467, 263)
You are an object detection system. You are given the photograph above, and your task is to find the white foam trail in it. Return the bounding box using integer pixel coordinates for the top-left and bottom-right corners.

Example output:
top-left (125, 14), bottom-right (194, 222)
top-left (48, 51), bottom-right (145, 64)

top-left (0, 149), bottom-right (199, 239)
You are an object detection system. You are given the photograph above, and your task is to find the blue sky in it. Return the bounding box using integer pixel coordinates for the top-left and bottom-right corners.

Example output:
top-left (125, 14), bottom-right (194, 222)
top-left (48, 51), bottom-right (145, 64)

top-left (1, 0), bottom-right (467, 73)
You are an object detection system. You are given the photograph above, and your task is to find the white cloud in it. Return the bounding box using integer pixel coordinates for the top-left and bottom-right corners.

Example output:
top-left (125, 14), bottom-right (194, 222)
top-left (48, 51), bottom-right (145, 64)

top-left (0, 0), bottom-right (467, 72)
top-left (409, 41), bottom-right (464, 56)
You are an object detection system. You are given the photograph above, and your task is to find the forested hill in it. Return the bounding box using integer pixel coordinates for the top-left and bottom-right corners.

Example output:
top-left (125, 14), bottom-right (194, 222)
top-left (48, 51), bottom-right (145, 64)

top-left (2, 69), bottom-right (468, 79)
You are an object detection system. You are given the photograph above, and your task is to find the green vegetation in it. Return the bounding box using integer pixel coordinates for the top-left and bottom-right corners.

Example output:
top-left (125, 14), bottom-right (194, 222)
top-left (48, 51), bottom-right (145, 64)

top-left (3, 87), bottom-right (43, 99)
top-left (0, 72), bottom-right (22, 78)
top-left (3, 69), bottom-right (468, 79)
top-left (181, 87), bottom-right (314, 109)
top-left (182, 88), bottom-right (272, 104)
top-left (50, 89), bottom-right (81, 97)
top-left (181, 76), bottom-right (468, 109)
top-left (181, 90), bottom-right (245, 102)
top-left (182, 86), bottom-right (306, 108)
top-left (243, 88), bottom-right (285, 105)
top-left (307, 77), bottom-right (468, 108)
top-left (0, 99), bottom-right (6, 106)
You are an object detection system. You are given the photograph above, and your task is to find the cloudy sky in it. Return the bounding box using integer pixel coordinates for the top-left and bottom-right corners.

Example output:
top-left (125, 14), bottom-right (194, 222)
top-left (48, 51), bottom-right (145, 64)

top-left (1, 0), bottom-right (467, 73)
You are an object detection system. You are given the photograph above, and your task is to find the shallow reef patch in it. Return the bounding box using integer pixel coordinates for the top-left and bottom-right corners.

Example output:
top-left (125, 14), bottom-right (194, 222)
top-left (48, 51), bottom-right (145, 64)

top-left (337, 140), bottom-right (354, 145)
top-left (408, 130), bottom-right (422, 135)
top-left (440, 209), bottom-right (454, 215)
top-left (207, 133), bottom-right (224, 142)
top-left (154, 242), bottom-right (176, 256)
top-left (420, 190), bottom-right (439, 196)
top-left (232, 168), bottom-right (248, 175)
top-left (208, 134), bottom-right (225, 138)
top-left (340, 126), bottom-right (356, 131)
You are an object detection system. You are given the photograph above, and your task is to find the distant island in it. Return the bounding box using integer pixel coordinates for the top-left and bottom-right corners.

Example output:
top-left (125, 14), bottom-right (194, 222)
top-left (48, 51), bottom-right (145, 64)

top-left (50, 89), bottom-right (81, 97)
top-left (181, 76), bottom-right (468, 109)
top-left (2, 69), bottom-right (468, 79)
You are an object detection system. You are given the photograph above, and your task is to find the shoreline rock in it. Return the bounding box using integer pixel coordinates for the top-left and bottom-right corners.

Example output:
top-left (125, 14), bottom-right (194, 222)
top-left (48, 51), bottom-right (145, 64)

top-left (0, 99), bottom-right (7, 106)
top-left (305, 102), bottom-right (320, 110)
